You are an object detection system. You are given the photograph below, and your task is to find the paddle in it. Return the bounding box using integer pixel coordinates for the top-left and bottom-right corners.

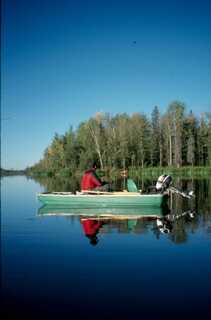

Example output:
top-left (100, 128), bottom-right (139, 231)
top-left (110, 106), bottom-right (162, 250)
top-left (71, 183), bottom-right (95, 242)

top-left (80, 190), bottom-right (111, 195)
top-left (127, 178), bottom-right (139, 192)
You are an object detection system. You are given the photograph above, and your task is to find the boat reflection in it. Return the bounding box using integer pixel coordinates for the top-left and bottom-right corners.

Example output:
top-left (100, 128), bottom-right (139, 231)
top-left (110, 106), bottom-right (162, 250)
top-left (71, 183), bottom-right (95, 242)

top-left (38, 203), bottom-right (196, 245)
top-left (79, 209), bottom-right (195, 245)
top-left (155, 210), bottom-right (195, 234)
top-left (38, 205), bottom-right (166, 218)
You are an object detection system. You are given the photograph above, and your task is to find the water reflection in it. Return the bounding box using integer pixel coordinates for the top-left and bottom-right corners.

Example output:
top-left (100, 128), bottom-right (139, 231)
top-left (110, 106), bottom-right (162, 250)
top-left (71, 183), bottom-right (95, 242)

top-left (38, 204), bottom-right (197, 245)
top-left (2, 176), bottom-right (211, 318)
top-left (31, 174), bottom-right (81, 192)
top-left (81, 219), bottom-right (105, 245)
top-left (81, 209), bottom-right (196, 245)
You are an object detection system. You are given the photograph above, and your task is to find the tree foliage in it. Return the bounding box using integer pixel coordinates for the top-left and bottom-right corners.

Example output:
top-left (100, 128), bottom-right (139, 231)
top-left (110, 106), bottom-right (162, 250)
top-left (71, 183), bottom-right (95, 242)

top-left (29, 104), bottom-right (211, 176)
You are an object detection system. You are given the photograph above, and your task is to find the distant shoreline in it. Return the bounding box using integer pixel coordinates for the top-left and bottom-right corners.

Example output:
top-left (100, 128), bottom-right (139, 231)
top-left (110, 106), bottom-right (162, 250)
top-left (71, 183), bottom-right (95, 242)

top-left (0, 169), bottom-right (26, 177)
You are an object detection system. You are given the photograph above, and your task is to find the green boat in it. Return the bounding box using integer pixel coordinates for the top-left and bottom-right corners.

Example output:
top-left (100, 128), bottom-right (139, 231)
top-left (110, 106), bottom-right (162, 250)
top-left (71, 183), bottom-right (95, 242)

top-left (37, 190), bottom-right (166, 208)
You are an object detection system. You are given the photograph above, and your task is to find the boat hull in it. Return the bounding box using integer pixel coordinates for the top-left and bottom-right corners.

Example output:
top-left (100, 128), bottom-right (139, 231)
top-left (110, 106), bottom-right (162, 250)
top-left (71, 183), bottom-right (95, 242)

top-left (37, 192), bottom-right (166, 208)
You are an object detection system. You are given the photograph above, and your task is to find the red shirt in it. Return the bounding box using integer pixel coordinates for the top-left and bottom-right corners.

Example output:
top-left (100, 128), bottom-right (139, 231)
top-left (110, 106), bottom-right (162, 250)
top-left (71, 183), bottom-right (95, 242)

top-left (81, 169), bottom-right (102, 190)
top-left (81, 219), bottom-right (103, 236)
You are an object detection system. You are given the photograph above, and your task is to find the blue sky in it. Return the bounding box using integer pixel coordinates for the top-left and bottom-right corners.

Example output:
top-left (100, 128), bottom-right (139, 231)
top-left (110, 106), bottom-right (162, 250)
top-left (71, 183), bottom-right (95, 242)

top-left (2, 0), bottom-right (211, 169)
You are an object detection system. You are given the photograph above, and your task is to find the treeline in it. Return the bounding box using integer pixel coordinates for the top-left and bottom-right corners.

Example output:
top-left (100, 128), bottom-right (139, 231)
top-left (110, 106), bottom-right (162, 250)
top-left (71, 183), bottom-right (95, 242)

top-left (28, 101), bottom-right (211, 177)
top-left (0, 168), bottom-right (26, 176)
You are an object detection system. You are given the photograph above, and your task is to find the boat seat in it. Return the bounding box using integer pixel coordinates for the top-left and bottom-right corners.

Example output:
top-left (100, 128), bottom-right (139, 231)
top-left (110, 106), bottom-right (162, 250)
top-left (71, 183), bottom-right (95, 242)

top-left (127, 179), bottom-right (139, 192)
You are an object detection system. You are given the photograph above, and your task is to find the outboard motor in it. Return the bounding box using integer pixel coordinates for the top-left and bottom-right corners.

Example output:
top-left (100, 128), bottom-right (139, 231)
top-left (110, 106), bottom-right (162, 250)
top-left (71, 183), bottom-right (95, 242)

top-left (156, 174), bottom-right (172, 193)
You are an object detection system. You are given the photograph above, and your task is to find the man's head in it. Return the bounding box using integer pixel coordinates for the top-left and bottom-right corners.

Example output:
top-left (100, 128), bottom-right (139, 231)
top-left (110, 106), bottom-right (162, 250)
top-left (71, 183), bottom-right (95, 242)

top-left (92, 161), bottom-right (98, 170)
top-left (86, 235), bottom-right (98, 246)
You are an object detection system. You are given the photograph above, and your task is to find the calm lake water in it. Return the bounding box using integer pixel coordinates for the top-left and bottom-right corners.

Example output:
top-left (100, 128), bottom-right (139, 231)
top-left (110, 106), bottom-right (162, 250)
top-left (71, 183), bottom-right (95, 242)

top-left (1, 175), bottom-right (211, 319)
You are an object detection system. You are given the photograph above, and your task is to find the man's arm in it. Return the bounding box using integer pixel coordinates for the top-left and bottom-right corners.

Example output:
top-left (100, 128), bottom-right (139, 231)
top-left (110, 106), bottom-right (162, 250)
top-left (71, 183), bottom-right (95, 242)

top-left (91, 171), bottom-right (102, 186)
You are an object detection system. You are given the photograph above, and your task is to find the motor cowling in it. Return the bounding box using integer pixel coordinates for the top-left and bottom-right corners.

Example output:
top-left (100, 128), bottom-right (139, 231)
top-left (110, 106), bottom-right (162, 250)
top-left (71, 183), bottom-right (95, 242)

top-left (156, 174), bottom-right (172, 192)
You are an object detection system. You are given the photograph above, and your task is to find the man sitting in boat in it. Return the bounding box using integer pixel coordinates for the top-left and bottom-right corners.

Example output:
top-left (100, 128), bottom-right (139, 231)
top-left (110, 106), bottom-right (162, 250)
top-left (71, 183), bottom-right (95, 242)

top-left (81, 162), bottom-right (110, 192)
